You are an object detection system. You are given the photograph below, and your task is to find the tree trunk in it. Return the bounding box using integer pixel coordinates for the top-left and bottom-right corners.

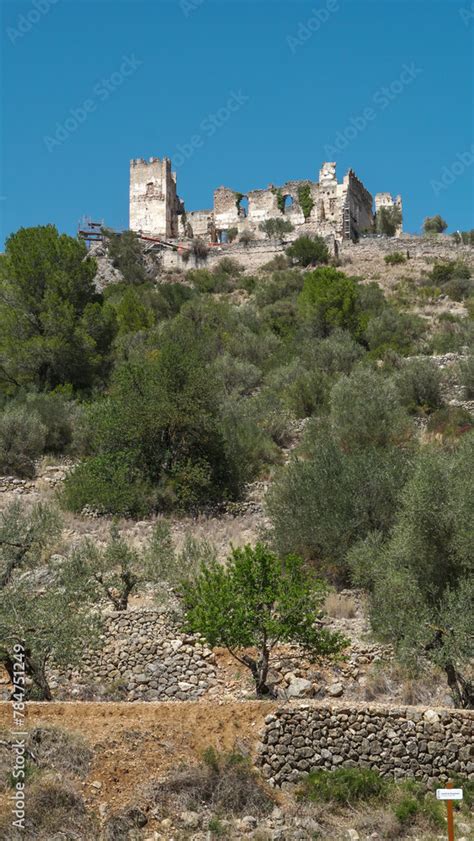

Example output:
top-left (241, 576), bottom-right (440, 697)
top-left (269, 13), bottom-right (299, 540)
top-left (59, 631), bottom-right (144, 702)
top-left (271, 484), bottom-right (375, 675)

top-left (445, 663), bottom-right (474, 709)
top-left (26, 654), bottom-right (53, 701)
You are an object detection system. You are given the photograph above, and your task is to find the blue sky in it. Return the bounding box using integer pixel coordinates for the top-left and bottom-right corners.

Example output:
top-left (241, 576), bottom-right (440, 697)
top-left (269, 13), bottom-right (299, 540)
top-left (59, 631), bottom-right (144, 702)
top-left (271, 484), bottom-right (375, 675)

top-left (1, 0), bottom-right (473, 246)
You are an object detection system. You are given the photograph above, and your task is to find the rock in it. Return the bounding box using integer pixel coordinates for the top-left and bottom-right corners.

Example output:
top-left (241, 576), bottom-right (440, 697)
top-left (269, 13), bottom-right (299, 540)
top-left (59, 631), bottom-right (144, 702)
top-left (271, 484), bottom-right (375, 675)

top-left (346, 831), bottom-right (360, 841)
top-left (179, 811), bottom-right (200, 829)
top-left (286, 677), bottom-right (312, 698)
top-left (423, 709), bottom-right (440, 724)
top-left (327, 682), bottom-right (344, 697)
top-left (240, 815), bottom-right (258, 831)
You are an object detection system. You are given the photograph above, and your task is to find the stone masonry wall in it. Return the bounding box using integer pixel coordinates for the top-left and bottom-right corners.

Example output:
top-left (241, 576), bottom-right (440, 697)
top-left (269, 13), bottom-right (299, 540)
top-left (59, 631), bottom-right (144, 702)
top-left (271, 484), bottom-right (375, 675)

top-left (52, 607), bottom-right (218, 701)
top-left (257, 703), bottom-right (474, 787)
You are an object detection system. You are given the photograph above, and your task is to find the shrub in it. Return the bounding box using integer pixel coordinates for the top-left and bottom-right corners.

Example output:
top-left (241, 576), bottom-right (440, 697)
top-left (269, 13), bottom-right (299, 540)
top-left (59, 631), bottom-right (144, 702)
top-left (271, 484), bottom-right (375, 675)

top-left (297, 768), bottom-right (388, 804)
top-left (215, 256), bottom-right (244, 276)
top-left (298, 267), bottom-right (359, 337)
top-left (0, 778), bottom-right (98, 841)
top-left (26, 727), bottom-right (93, 778)
top-left (188, 268), bottom-right (218, 293)
top-left (105, 229), bottom-right (147, 284)
top-left (227, 226), bottom-right (238, 243)
top-left (391, 781), bottom-right (445, 829)
top-left (239, 229), bottom-right (254, 246)
top-left (444, 276), bottom-right (474, 301)
top-left (423, 214), bottom-right (448, 234)
top-left (459, 354), bottom-right (474, 397)
top-left (286, 235), bottom-right (329, 267)
top-left (311, 330), bottom-right (365, 375)
top-left (364, 308), bottom-right (424, 356)
top-left (23, 391), bottom-right (75, 453)
top-left (0, 405), bottom-right (46, 477)
top-left (259, 218), bottom-right (294, 241)
top-left (260, 254), bottom-right (289, 272)
top-left (426, 406), bottom-right (474, 439)
top-left (190, 237), bottom-right (209, 262)
top-left (376, 206), bottom-right (402, 236)
top-left (384, 251), bottom-right (406, 265)
top-left (329, 367), bottom-right (410, 449)
top-left (297, 184), bottom-right (314, 219)
top-left (147, 748), bottom-right (274, 816)
top-left (62, 451), bottom-right (155, 517)
top-left (429, 259), bottom-right (471, 286)
top-left (395, 359), bottom-right (443, 414)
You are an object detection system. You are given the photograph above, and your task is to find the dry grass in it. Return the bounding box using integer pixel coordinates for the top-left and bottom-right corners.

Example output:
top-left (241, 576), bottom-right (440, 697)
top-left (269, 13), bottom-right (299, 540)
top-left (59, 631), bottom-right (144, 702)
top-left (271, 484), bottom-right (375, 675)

top-left (325, 592), bottom-right (357, 619)
top-left (26, 726), bottom-right (93, 779)
top-left (0, 775), bottom-right (98, 840)
top-left (145, 747), bottom-right (275, 818)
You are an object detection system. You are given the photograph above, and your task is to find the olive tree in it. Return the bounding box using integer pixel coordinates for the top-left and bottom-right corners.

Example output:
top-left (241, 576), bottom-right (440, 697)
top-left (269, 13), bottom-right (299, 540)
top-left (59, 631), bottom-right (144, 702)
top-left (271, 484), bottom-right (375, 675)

top-left (350, 435), bottom-right (474, 708)
top-left (182, 543), bottom-right (347, 696)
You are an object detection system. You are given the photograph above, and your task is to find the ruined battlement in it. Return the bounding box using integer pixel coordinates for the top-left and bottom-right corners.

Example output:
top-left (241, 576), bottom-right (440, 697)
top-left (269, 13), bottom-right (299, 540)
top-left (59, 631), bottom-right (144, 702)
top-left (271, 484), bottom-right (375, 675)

top-left (129, 157), bottom-right (402, 243)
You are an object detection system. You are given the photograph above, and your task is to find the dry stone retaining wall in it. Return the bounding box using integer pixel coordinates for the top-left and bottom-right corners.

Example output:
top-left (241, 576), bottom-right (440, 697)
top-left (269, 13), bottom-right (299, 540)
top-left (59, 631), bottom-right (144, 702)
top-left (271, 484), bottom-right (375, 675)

top-left (55, 607), bottom-right (218, 701)
top-left (257, 703), bottom-right (474, 787)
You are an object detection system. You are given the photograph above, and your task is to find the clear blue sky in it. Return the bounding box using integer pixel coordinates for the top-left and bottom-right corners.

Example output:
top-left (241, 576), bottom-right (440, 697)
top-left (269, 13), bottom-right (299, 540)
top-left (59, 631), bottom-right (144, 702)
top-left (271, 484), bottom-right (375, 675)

top-left (1, 0), bottom-right (473, 246)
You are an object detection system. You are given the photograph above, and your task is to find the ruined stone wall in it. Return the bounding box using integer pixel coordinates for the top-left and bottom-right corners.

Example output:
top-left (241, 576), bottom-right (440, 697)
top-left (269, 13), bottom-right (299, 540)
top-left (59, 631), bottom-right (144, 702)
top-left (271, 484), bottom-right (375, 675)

top-left (340, 234), bottom-right (473, 262)
top-left (344, 170), bottom-right (374, 237)
top-left (257, 703), bottom-right (474, 787)
top-left (129, 157), bottom-right (179, 238)
top-left (187, 209), bottom-right (214, 239)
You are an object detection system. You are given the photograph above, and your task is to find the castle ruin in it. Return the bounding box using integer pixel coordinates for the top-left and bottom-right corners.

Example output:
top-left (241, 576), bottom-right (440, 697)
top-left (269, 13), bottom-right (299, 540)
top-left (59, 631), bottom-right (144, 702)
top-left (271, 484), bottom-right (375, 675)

top-left (129, 157), bottom-right (402, 243)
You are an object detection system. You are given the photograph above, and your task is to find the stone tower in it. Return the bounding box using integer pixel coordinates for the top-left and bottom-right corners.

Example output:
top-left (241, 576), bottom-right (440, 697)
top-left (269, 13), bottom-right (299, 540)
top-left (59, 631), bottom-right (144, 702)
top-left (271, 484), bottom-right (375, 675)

top-left (129, 157), bottom-right (179, 238)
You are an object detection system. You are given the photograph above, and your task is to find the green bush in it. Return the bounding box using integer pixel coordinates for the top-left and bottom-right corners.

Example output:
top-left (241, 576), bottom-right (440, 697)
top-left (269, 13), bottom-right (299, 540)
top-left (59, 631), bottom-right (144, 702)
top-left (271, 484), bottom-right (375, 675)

top-left (429, 259), bottom-right (471, 288)
top-left (0, 405), bottom-right (46, 477)
top-left (259, 218), bottom-right (294, 241)
top-left (62, 451), bottom-right (155, 517)
top-left (376, 206), bottom-right (402, 236)
top-left (459, 354), bottom-right (474, 397)
top-left (311, 330), bottom-right (365, 376)
top-left (384, 252), bottom-right (406, 265)
top-left (286, 235), bottom-right (329, 267)
top-left (105, 229), bottom-right (147, 284)
top-left (395, 359), bottom-right (443, 414)
top-left (267, 432), bottom-right (410, 581)
top-left (188, 268), bottom-right (219, 293)
top-left (427, 405), bottom-right (474, 439)
top-left (297, 768), bottom-right (388, 804)
top-left (298, 268), bottom-right (359, 337)
top-left (329, 367), bottom-right (410, 450)
top-left (364, 308), bottom-right (424, 356)
top-left (423, 214), bottom-right (448, 234)
top-left (429, 315), bottom-right (474, 353)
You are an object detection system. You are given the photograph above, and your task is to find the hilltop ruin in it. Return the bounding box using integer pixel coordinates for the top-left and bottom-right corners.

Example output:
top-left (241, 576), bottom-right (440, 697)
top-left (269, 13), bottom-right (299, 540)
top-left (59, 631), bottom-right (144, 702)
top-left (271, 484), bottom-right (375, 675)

top-left (129, 157), bottom-right (402, 244)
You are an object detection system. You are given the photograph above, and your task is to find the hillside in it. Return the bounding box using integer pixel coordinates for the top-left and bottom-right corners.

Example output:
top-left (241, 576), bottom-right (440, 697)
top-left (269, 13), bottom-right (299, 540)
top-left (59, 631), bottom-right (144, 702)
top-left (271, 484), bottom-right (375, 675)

top-left (0, 227), bottom-right (473, 840)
